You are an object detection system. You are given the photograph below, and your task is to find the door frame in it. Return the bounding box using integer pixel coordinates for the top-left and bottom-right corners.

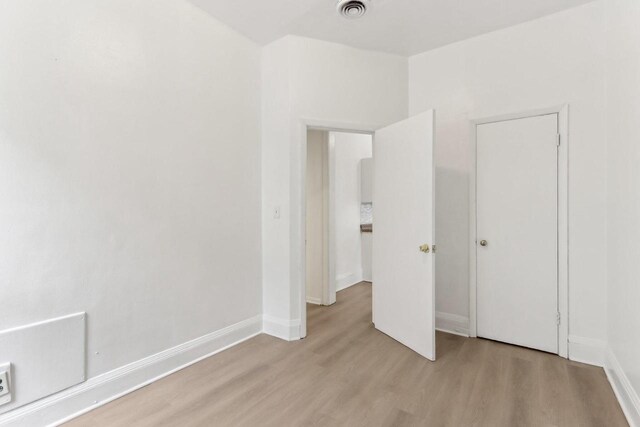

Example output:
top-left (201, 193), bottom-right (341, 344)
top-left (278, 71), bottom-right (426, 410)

top-left (305, 129), bottom-right (332, 307)
top-left (468, 104), bottom-right (569, 358)
top-left (299, 118), bottom-right (377, 338)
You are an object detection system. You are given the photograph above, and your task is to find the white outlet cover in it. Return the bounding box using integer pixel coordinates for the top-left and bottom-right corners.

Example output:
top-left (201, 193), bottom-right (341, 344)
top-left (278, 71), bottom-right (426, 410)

top-left (0, 363), bottom-right (11, 406)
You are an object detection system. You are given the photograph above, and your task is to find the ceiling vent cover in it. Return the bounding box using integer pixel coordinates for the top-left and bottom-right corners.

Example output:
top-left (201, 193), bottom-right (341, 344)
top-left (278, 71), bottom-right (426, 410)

top-left (337, 0), bottom-right (371, 19)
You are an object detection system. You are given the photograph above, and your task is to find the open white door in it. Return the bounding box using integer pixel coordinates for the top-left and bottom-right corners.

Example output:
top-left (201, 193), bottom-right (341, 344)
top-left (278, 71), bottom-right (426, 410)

top-left (373, 110), bottom-right (436, 361)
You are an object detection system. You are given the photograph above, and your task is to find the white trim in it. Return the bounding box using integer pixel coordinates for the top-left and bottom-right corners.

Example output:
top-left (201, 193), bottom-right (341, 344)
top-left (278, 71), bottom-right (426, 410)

top-left (326, 133), bottom-right (337, 306)
top-left (335, 271), bottom-right (364, 292)
top-left (262, 315), bottom-right (301, 341)
top-left (0, 315), bottom-right (262, 427)
top-left (557, 105), bottom-right (569, 359)
top-left (605, 348), bottom-right (640, 427)
top-left (567, 335), bottom-right (606, 366)
top-left (468, 104), bottom-right (569, 359)
top-left (299, 118), bottom-right (378, 339)
top-left (304, 129), bottom-right (332, 308)
top-left (435, 312), bottom-right (470, 337)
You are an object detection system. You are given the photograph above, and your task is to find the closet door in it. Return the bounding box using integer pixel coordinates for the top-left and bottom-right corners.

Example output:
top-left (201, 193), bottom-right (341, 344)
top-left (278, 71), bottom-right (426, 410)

top-left (476, 114), bottom-right (558, 353)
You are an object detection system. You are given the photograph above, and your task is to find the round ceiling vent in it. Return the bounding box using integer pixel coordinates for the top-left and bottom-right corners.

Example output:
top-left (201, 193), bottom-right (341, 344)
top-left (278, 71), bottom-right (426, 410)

top-left (336, 0), bottom-right (371, 19)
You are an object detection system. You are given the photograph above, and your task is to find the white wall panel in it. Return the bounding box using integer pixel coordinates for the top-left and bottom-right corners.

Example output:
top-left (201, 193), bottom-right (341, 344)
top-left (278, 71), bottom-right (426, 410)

top-left (0, 314), bottom-right (85, 414)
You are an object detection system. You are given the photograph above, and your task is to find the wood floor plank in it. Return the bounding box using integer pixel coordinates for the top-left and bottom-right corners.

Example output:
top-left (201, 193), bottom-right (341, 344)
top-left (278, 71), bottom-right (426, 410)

top-left (66, 282), bottom-right (628, 427)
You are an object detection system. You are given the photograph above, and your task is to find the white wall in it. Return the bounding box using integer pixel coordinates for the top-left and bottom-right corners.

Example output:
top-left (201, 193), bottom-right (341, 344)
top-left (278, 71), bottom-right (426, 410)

top-left (360, 158), bottom-right (373, 204)
top-left (361, 233), bottom-right (373, 283)
top-left (0, 0), bottom-right (261, 409)
top-left (261, 38), bottom-right (293, 331)
top-left (262, 36), bottom-right (408, 338)
top-left (360, 158), bottom-right (373, 282)
top-left (305, 130), bottom-right (327, 304)
top-left (409, 2), bottom-right (608, 350)
top-left (333, 132), bottom-right (372, 291)
top-left (605, 0), bottom-right (640, 422)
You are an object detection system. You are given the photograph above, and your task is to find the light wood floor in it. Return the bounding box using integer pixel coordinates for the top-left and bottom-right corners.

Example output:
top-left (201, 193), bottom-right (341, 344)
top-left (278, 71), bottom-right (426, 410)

top-left (68, 282), bottom-right (627, 426)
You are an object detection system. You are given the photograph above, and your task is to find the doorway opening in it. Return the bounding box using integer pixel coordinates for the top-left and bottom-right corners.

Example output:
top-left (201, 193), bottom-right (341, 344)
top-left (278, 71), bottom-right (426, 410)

top-left (299, 110), bottom-right (437, 361)
top-left (304, 129), bottom-right (373, 333)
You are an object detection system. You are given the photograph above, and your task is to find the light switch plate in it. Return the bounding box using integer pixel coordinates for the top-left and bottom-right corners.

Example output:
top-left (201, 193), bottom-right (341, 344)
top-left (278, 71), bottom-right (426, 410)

top-left (0, 363), bottom-right (12, 406)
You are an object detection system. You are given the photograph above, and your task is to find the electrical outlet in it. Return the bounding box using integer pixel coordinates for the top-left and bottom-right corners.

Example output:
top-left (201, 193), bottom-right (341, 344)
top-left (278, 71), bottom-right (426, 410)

top-left (0, 363), bottom-right (12, 406)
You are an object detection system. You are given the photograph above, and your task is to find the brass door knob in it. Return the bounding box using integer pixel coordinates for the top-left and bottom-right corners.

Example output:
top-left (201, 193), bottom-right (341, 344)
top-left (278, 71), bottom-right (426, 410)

top-left (419, 244), bottom-right (430, 253)
top-left (479, 240), bottom-right (488, 247)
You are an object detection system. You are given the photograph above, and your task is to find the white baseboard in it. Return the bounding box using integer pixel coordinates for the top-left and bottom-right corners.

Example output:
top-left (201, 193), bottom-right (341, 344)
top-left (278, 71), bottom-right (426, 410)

top-left (436, 312), bottom-right (469, 337)
top-left (568, 335), bottom-right (606, 367)
top-left (262, 315), bottom-right (301, 341)
top-left (306, 297), bottom-right (322, 305)
top-left (0, 315), bottom-right (262, 427)
top-left (335, 270), bottom-right (363, 292)
top-left (605, 348), bottom-right (640, 427)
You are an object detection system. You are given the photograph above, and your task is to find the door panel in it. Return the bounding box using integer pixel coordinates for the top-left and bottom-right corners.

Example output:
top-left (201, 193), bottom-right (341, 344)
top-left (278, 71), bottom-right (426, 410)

top-left (373, 110), bottom-right (435, 361)
top-left (476, 114), bottom-right (558, 353)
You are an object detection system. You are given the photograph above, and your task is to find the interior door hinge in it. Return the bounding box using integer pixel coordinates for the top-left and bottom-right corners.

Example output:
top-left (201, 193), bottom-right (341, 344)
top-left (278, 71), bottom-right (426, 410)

top-left (556, 133), bottom-right (561, 147)
top-left (556, 312), bottom-right (561, 326)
